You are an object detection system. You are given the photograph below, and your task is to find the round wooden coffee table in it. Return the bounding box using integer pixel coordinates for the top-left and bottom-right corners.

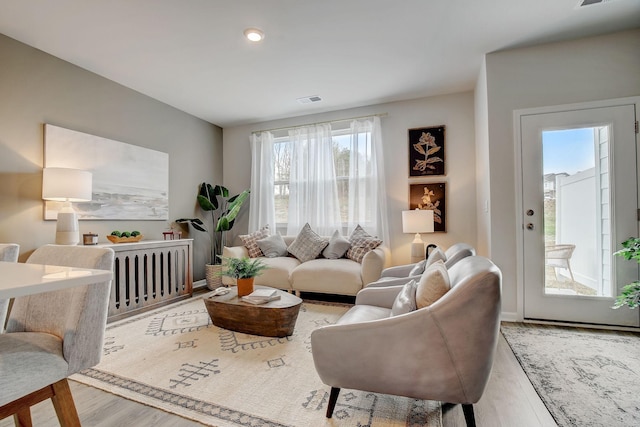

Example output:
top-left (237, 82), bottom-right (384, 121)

top-left (203, 285), bottom-right (303, 337)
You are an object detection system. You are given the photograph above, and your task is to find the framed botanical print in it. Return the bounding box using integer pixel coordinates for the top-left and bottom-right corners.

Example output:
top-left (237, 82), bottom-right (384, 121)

top-left (409, 182), bottom-right (446, 232)
top-left (408, 125), bottom-right (445, 177)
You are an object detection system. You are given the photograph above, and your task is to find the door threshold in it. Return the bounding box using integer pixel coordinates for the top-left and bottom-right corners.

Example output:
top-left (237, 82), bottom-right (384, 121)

top-left (523, 318), bottom-right (639, 332)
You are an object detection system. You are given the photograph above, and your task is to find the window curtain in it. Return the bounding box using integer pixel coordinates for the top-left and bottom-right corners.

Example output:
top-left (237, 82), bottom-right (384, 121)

top-left (346, 116), bottom-right (389, 244)
top-left (286, 124), bottom-right (342, 236)
top-left (249, 131), bottom-right (276, 232)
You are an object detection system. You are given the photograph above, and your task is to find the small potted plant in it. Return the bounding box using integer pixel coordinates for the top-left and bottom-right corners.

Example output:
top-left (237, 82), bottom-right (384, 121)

top-left (613, 237), bottom-right (640, 309)
top-left (219, 256), bottom-right (268, 297)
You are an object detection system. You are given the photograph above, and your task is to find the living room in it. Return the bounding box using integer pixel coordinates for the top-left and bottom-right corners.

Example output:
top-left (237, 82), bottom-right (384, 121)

top-left (1, 1), bottom-right (639, 426)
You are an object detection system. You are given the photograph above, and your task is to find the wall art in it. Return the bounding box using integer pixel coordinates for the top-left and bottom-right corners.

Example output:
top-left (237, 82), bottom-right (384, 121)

top-left (408, 125), bottom-right (445, 177)
top-left (44, 124), bottom-right (169, 220)
top-left (409, 182), bottom-right (446, 232)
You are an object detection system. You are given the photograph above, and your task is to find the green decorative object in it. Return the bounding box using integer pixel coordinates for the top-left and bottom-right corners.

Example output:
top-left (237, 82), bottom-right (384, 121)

top-left (612, 237), bottom-right (640, 309)
top-left (218, 256), bottom-right (268, 279)
top-left (176, 183), bottom-right (250, 266)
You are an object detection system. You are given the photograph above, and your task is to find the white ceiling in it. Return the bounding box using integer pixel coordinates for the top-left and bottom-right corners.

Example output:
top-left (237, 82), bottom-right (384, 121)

top-left (0, 0), bottom-right (638, 127)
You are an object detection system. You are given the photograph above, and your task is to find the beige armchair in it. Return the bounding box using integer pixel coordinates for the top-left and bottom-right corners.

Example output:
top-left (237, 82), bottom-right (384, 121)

top-left (311, 255), bottom-right (501, 427)
top-left (0, 245), bottom-right (114, 426)
top-left (368, 242), bottom-right (476, 288)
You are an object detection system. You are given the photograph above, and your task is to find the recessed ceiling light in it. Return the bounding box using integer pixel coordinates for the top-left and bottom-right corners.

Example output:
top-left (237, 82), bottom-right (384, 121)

top-left (244, 28), bottom-right (264, 42)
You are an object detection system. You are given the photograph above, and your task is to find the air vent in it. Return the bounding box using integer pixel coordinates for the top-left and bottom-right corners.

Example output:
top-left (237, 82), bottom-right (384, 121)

top-left (296, 95), bottom-right (322, 104)
top-left (578, 0), bottom-right (617, 7)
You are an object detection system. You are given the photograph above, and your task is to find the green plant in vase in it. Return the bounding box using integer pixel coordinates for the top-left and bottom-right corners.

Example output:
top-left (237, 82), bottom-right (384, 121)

top-left (218, 256), bottom-right (268, 297)
top-left (176, 183), bottom-right (249, 288)
top-left (612, 237), bottom-right (640, 309)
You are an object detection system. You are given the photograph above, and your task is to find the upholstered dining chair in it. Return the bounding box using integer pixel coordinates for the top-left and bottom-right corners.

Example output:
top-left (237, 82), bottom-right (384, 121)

top-left (311, 256), bottom-right (502, 427)
top-left (0, 245), bottom-right (114, 426)
top-left (0, 243), bottom-right (20, 332)
top-left (368, 242), bottom-right (476, 288)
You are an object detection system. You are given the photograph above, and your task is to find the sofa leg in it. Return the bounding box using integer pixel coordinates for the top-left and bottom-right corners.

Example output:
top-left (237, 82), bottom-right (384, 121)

top-left (462, 403), bottom-right (476, 427)
top-left (326, 387), bottom-right (340, 418)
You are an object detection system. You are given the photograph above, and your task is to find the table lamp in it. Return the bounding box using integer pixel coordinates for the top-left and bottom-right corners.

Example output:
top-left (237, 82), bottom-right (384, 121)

top-left (42, 167), bottom-right (93, 245)
top-left (402, 209), bottom-right (434, 263)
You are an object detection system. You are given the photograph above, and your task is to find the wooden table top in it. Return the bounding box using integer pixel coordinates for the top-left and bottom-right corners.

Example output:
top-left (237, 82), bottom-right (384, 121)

top-left (206, 285), bottom-right (302, 308)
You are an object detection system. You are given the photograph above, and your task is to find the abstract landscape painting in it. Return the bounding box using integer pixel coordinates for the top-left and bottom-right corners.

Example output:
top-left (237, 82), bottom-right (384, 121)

top-left (44, 124), bottom-right (169, 220)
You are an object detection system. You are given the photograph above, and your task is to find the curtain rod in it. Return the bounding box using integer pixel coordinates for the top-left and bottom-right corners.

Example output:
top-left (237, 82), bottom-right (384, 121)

top-left (251, 112), bottom-right (388, 135)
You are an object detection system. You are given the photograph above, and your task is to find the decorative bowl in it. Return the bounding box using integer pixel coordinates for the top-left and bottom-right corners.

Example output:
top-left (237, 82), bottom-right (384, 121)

top-left (106, 235), bottom-right (143, 244)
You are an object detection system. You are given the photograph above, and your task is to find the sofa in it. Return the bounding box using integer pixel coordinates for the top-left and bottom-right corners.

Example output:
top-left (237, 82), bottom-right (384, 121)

top-left (222, 234), bottom-right (388, 296)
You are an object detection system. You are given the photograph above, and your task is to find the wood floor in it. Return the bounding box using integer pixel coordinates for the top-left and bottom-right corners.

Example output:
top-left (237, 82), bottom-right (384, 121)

top-left (0, 310), bottom-right (556, 427)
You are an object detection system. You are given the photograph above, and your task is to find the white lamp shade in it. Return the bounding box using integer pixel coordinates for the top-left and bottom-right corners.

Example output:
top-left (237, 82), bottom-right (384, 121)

top-left (402, 209), bottom-right (435, 234)
top-left (42, 167), bottom-right (92, 202)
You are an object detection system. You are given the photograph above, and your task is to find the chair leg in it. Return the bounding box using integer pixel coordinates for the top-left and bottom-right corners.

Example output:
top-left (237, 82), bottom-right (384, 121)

top-left (326, 387), bottom-right (340, 418)
top-left (50, 379), bottom-right (81, 427)
top-left (462, 403), bottom-right (476, 427)
top-left (13, 408), bottom-right (32, 427)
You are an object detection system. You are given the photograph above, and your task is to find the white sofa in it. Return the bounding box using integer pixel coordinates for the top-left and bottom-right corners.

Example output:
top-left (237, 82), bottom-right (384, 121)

top-left (222, 236), bottom-right (387, 296)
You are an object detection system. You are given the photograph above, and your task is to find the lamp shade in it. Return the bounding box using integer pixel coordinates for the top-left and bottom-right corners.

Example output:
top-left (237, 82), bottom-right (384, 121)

top-left (42, 167), bottom-right (92, 202)
top-left (402, 209), bottom-right (434, 234)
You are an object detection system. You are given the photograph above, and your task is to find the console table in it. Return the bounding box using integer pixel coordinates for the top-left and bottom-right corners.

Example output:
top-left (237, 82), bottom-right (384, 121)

top-left (99, 239), bottom-right (193, 322)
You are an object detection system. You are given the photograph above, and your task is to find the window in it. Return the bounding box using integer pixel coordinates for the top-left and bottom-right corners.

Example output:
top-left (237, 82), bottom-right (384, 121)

top-left (250, 116), bottom-right (389, 242)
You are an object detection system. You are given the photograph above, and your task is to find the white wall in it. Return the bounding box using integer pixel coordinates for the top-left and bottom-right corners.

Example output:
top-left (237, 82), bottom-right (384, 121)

top-left (223, 93), bottom-right (477, 266)
top-left (0, 33), bottom-right (222, 279)
top-left (479, 29), bottom-right (640, 317)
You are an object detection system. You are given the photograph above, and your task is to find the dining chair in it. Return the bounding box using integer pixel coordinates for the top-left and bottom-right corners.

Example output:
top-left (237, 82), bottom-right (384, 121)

top-left (0, 243), bottom-right (20, 332)
top-left (0, 245), bottom-right (114, 426)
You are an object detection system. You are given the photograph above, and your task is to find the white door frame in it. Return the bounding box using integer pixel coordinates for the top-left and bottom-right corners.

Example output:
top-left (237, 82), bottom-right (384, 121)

top-left (513, 96), bottom-right (640, 327)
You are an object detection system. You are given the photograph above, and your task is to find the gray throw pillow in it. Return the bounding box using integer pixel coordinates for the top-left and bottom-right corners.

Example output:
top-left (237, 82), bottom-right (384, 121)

top-left (287, 223), bottom-right (329, 263)
top-left (322, 230), bottom-right (351, 259)
top-left (256, 233), bottom-right (288, 258)
top-left (416, 260), bottom-right (450, 308)
top-left (425, 247), bottom-right (446, 268)
top-left (408, 259), bottom-right (427, 276)
top-left (390, 280), bottom-right (418, 316)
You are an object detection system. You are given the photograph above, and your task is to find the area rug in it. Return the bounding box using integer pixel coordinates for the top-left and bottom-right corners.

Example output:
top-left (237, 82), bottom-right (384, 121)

top-left (501, 322), bottom-right (640, 427)
top-left (73, 296), bottom-right (442, 427)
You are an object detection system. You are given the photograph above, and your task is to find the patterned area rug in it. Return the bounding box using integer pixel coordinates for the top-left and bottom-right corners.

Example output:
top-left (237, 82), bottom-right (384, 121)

top-left (73, 296), bottom-right (442, 427)
top-left (501, 323), bottom-right (640, 427)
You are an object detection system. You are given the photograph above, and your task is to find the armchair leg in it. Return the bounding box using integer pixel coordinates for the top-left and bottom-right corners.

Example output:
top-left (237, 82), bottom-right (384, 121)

top-left (462, 403), bottom-right (476, 427)
top-left (326, 387), bottom-right (340, 418)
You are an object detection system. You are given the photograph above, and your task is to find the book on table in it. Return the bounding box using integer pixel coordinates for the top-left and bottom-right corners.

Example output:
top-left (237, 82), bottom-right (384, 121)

top-left (241, 288), bottom-right (281, 304)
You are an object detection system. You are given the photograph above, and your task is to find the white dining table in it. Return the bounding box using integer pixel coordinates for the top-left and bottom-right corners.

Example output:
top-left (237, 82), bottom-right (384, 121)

top-left (0, 261), bottom-right (113, 299)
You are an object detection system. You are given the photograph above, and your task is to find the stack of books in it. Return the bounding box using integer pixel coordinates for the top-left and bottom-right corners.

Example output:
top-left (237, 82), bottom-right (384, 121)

top-left (241, 288), bottom-right (281, 305)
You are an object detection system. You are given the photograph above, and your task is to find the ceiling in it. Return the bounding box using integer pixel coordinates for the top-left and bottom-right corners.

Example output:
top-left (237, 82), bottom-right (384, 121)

top-left (0, 0), bottom-right (638, 127)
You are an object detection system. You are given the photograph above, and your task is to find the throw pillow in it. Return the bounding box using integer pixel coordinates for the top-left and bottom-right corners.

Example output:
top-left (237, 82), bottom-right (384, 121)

top-left (408, 259), bottom-right (427, 276)
top-left (425, 247), bottom-right (446, 268)
top-left (239, 225), bottom-right (270, 258)
top-left (346, 224), bottom-right (382, 263)
top-left (390, 280), bottom-right (418, 316)
top-left (322, 230), bottom-right (351, 259)
top-left (415, 260), bottom-right (451, 308)
top-left (287, 223), bottom-right (329, 263)
top-left (256, 233), bottom-right (288, 258)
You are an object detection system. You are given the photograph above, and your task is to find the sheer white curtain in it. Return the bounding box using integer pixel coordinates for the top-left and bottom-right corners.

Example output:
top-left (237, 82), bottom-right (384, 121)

top-left (286, 124), bottom-right (342, 236)
top-left (346, 116), bottom-right (389, 244)
top-left (249, 131), bottom-right (275, 232)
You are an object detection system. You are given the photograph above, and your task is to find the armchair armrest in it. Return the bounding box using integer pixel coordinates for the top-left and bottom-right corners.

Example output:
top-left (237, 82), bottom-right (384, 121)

top-left (360, 246), bottom-right (387, 286)
top-left (354, 285), bottom-right (404, 308)
top-left (380, 263), bottom-right (416, 278)
top-left (366, 275), bottom-right (420, 288)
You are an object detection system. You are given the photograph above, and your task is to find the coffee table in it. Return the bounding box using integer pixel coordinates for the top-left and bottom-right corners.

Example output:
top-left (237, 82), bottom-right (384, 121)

top-left (203, 285), bottom-right (303, 337)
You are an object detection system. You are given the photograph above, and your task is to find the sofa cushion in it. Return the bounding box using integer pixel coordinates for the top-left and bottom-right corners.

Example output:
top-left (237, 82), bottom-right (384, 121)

top-left (416, 260), bottom-right (450, 308)
top-left (322, 230), bottom-right (351, 259)
top-left (346, 225), bottom-right (382, 263)
top-left (336, 305), bottom-right (391, 325)
top-left (390, 280), bottom-right (418, 316)
top-left (291, 258), bottom-right (362, 295)
top-left (287, 223), bottom-right (328, 263)
top-left (252, 256), bottom-right (300, 290)
top-left (257, 233), bottom-right (288, 258)
top-left (239, 225), bottom-right (270, 258)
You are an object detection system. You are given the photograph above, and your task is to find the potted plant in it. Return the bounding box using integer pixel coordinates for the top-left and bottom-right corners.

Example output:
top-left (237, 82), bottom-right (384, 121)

top-left (219, 256), bottom-right (268, 297)
top-left (177, 183), bottom-right (250, 289)
top-left (613, 237), bottom-right (640, 309)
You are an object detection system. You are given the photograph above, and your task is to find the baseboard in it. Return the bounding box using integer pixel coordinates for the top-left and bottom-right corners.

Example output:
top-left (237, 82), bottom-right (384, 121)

top-left (193, 279), bottom-right (207, 290)
top-left (500, 311), bottom-right (519, 322)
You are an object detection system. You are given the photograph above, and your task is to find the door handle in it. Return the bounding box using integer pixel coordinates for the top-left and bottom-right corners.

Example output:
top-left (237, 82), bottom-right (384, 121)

top-left (526, 223), bottom-right (534, 230)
